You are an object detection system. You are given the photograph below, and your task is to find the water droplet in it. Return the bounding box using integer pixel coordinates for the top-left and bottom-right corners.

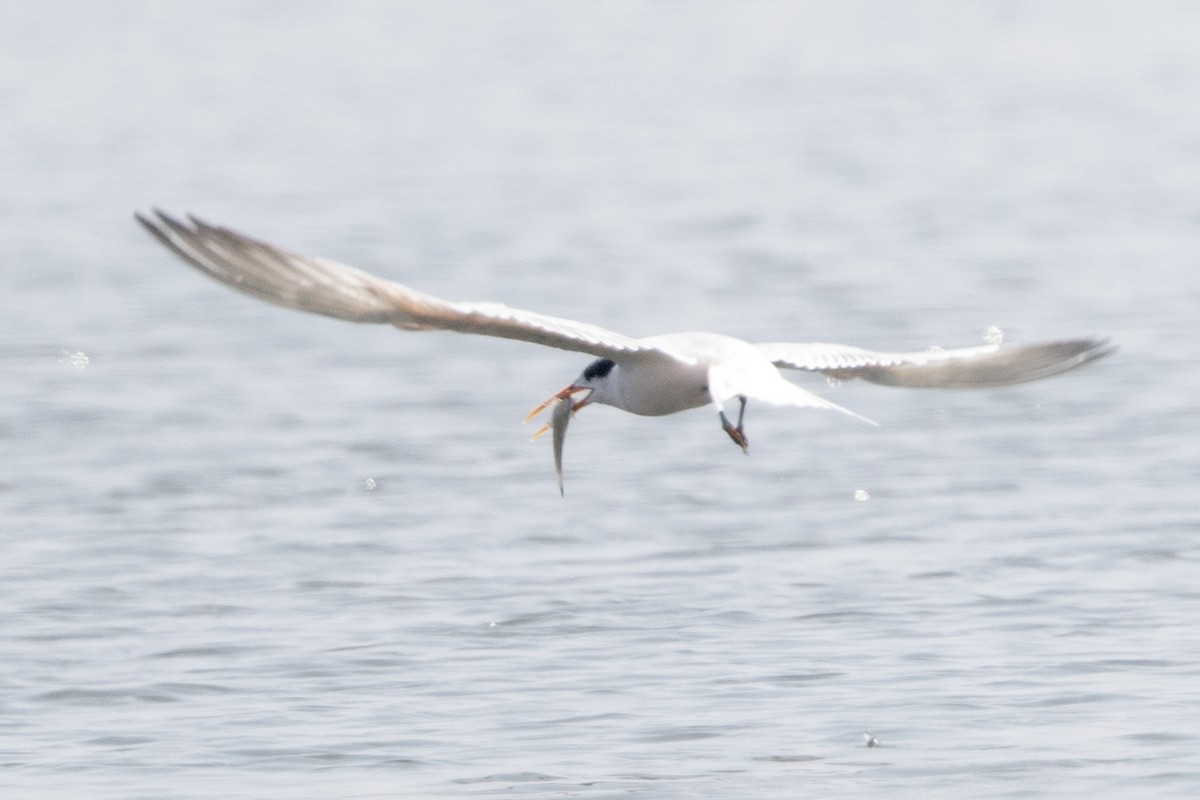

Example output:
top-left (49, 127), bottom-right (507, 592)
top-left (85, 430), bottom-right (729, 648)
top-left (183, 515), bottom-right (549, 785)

top-left (983, 325), bottom-right (1004, 345)
top-left (825, 375), bottom-right (843, 388)
top-left (854, 489), bottom-right (870, 502)
top-left (864, 730), bottom-right (880, 748)
top-left (59, 351), bottom-right (89, 369)
top-left (362, 477), bottom-right (379, 491)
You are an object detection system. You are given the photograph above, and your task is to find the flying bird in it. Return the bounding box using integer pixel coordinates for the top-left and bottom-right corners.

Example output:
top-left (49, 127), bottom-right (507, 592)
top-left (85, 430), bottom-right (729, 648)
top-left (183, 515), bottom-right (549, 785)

top-left (136, 210), bottom-right (1113, 492)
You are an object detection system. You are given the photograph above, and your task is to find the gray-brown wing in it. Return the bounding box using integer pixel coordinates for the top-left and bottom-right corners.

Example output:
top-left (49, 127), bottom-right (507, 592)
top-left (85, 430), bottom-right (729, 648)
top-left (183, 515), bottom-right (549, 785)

top-left (756, 338), bottom-right (1114, 388)
top-left (137, 210), bottom-right (675, 362)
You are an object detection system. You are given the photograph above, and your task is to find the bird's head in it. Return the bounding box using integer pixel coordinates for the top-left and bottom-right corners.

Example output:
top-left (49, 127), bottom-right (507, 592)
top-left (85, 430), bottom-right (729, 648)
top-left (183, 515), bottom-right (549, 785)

top-left (571, 357), bottom-right (620, 404)
top-left (524, 357), bottom-right (618, 429)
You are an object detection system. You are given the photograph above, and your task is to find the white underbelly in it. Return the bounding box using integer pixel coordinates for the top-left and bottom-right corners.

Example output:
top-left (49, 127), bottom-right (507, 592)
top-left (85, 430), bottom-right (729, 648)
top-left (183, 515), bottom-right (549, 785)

top-left (621, 332), bottom-right (788, 416)
top-left (616, 359), bottom-right (711, 416)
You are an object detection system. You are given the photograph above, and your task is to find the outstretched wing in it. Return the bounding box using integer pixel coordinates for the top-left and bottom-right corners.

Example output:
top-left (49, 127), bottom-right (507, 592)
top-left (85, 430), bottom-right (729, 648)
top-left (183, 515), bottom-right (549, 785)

top-left (756, 338), bottom-right (1113, 388)
top-left (137, 210), bottom-right (683, 363)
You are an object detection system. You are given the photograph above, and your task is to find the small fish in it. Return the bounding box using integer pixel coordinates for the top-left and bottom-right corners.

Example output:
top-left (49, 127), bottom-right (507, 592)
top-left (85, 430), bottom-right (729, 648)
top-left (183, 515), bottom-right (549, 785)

top-left (549, 393), bottom-right (573, 495)
top-left (528, 394), bottom-right (575, 495)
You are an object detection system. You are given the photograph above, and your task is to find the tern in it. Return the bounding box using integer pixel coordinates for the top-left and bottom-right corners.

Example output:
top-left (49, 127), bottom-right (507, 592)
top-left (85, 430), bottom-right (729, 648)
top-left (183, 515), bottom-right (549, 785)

top-left (136, 210), bottom-right (1113, 492)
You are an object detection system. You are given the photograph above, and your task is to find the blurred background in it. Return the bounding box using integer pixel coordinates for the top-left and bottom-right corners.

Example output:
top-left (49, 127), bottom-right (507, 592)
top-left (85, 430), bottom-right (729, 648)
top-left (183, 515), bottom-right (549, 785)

top-left (2, 2), bottom-right (1197, 798)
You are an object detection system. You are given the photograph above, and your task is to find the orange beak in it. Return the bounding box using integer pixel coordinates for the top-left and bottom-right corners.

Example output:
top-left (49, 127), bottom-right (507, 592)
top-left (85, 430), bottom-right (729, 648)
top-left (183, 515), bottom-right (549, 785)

top-left (525, 384), bottom-right (592, 440)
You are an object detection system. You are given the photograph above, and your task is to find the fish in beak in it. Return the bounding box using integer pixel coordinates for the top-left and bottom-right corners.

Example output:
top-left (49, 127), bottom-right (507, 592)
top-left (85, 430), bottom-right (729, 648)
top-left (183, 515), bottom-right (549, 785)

top-left (526, 385), bottom-right (592, 495)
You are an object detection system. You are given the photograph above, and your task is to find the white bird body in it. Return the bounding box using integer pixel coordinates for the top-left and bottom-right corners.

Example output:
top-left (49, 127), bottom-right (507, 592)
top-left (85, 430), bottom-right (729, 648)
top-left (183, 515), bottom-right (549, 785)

top-left (136, 210), bottom-right (1114, 491)
top-left (581, 333), bottom-right (801, 415)
top-left (607, 332), bottom-right (872, 421)
top-left (578, 346), bottom-right (708, 417)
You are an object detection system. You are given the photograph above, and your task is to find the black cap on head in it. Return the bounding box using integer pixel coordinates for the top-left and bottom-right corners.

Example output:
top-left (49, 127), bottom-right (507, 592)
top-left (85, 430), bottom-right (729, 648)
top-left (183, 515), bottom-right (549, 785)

top-left (582, 358), bottom-right (616, 381)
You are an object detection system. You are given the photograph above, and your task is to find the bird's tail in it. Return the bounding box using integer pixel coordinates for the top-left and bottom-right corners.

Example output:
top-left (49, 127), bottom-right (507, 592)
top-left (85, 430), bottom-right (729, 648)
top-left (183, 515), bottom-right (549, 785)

top-left (709, 365), bottom-right (878, 427)
top-left (765, 381), bottom-right (879, 427)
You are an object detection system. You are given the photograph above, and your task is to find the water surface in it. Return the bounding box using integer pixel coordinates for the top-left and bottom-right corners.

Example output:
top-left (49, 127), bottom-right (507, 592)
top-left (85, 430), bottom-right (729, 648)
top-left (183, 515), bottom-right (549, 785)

top-left (2, 3), bottom-right (1198, 798)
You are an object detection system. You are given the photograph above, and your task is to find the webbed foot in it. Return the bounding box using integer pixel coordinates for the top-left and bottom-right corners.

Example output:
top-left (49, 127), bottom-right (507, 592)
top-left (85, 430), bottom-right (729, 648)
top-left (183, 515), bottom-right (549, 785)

top-left (720, 413), bottom-right (749, 454)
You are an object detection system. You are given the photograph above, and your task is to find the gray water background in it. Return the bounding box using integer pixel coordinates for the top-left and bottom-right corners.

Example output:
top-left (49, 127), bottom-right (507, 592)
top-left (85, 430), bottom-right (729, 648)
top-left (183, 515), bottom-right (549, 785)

top-left (2, 2), bottom-right (1198, 797)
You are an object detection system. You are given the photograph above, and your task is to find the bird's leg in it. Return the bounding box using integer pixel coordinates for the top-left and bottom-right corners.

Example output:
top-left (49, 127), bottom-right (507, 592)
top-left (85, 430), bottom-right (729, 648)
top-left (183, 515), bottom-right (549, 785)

top-left (720, 396), bottom-right (750, 454)
top-left (720, 412), bottom-right (749, 453)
